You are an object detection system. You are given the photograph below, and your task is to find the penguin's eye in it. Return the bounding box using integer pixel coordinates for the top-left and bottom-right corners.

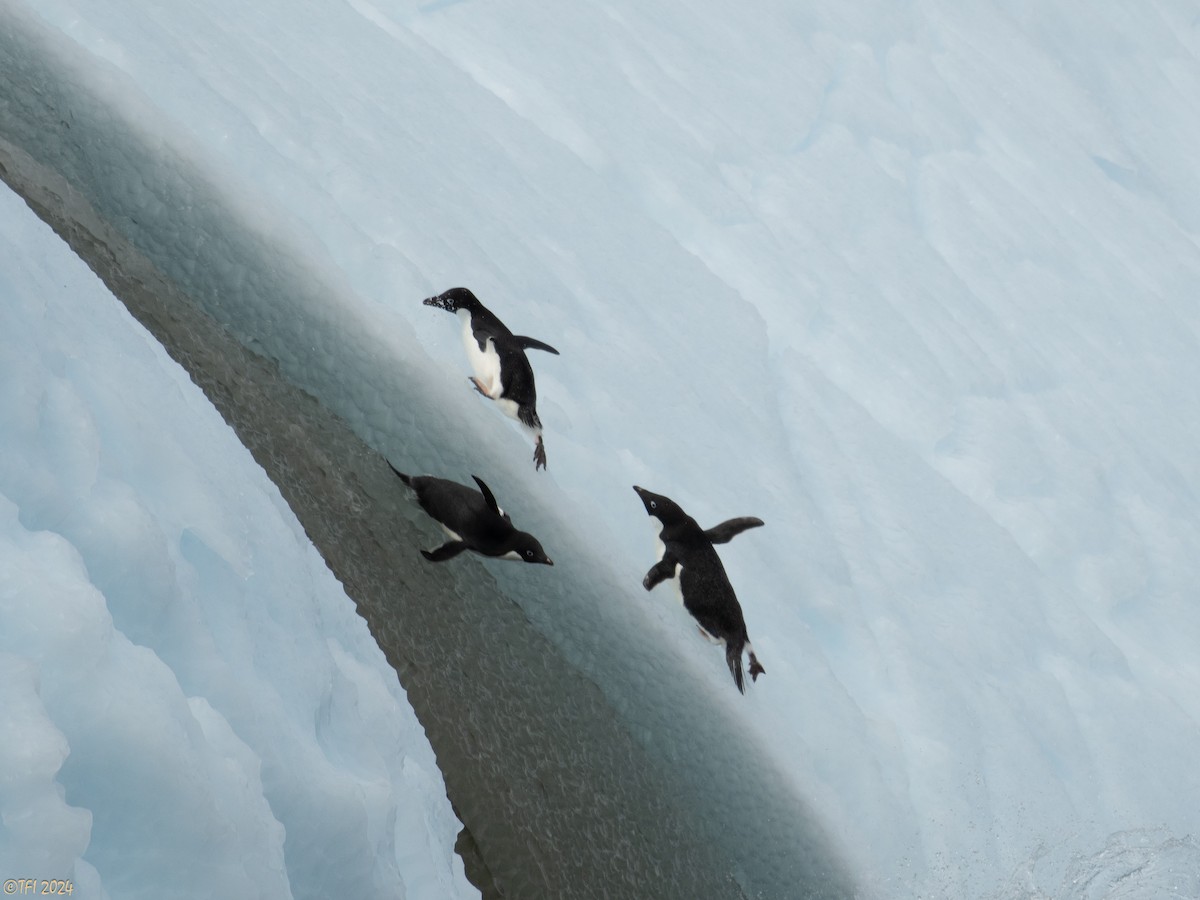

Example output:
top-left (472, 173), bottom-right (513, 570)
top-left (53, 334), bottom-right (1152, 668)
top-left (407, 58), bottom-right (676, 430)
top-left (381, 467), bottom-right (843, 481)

top-left (525, 549), bottom-right (533, 558)
top-left (650, 501), bottom-right (657, 509)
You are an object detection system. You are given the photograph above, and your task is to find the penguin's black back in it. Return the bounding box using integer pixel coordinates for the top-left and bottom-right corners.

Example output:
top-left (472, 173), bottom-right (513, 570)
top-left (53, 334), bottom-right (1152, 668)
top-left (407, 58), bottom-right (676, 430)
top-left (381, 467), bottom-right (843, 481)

top-left (467, 305), bottom-right (549, 421)
top-left (392, 468), bottom-right (553, 564)
top-left (469, 304), bottom-right (517, 348)
top-left (407, 476), bottom-right (504, 543)
top-left (671, 539), bottom-right (750, 642)
top-left (494, 339), bottom-right (541, 425)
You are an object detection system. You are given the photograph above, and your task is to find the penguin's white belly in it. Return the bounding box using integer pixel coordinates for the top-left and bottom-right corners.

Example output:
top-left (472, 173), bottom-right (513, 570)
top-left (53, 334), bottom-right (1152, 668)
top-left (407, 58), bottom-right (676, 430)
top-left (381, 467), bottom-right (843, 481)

top-left (459, 311), bottom-right (502, 398)
top-left (493, 396), bottom-right (522, 424)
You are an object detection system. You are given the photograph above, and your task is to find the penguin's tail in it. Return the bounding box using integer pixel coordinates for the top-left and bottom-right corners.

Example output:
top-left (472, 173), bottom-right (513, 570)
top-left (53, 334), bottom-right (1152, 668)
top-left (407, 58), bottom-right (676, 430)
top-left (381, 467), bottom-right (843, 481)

top-left (726, 639), bottom-right (748, 694)
top-left (387, 462), bottom-right (413, 486)
top-left (518, 405), bottom-right (543, 432)
top-left (726, 638), bottom-right (766, 695)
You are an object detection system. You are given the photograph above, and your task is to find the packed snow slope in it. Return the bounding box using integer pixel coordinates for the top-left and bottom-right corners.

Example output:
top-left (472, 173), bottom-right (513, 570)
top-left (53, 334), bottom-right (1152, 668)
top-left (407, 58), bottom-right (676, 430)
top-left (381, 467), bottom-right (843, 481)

top-left (0, 181), bottom-right (475, 900)
top-left (3, 0), bottom-right (1200, 897)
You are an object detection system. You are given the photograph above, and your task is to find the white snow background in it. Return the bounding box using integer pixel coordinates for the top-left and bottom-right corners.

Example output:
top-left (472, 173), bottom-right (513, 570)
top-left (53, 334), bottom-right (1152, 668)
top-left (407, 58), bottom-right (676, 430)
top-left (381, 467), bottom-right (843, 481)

top-left (2, 0), bottom-right (1200, 897)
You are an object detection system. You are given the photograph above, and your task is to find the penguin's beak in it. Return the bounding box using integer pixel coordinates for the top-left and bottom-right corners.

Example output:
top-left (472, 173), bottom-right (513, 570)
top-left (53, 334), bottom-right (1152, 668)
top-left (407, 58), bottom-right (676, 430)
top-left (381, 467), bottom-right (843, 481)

top-left (423, 293), bottom-right (456, 311)
top-left (632, 485), bottom-right (650, 510)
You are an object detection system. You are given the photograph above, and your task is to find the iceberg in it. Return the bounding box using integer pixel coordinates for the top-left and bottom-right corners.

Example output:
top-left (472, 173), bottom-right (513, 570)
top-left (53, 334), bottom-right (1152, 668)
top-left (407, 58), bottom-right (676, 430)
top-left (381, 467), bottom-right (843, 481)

top-left (2, 0), bottom-right (1200, 896)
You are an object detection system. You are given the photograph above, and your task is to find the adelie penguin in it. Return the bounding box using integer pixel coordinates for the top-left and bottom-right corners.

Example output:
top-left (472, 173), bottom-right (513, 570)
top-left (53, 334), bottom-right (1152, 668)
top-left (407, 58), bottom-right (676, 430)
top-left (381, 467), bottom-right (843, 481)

top-left (391, 463), bottom-right (553, 565)
top-left (424, 287), bottom-right (559, 470)
top-left (633, 485), bottom-right (766, 693)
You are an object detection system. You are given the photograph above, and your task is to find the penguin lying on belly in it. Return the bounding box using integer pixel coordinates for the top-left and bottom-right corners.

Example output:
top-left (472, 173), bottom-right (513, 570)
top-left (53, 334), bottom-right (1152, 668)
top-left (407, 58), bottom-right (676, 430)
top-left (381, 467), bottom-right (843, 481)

top-left (391, 463), bottom-right (553, 565)
top-left (423, 287), bottom-right (559, 471)
top-left (633, 485), bottom-right (765, 693)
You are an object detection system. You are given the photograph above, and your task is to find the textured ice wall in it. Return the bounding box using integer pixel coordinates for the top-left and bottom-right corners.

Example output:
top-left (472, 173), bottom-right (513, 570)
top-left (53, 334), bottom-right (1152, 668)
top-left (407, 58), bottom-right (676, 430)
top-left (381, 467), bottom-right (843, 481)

top-left (0, 183), bottom-right (474, 900)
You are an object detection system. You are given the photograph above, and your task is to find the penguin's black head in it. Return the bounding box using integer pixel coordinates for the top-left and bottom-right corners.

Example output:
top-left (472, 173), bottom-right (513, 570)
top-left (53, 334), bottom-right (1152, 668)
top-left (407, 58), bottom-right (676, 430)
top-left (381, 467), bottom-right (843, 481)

top-left (632, 486), bottom-right (688, 526)
top-left (512, 532), bottom-right (554, 566)
top-left (423, 286), bottom-right (479, 313)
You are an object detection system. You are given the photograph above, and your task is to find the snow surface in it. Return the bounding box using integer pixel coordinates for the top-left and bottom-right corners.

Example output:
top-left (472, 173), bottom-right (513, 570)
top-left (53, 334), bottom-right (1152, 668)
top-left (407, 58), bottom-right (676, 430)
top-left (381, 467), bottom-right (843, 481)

top-left (3, 0), bottom-right (1200, 896)
top-left (0, 184), bottom-right (475, 899)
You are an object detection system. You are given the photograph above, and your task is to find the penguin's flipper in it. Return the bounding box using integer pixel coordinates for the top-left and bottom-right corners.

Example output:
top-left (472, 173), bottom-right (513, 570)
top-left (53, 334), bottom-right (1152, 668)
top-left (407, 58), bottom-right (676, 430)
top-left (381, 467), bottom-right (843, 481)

top-left (471, 475), bottom-right (503, 517)
top-left (422, 541), bottom-right (469, 562)
top-left (704, 517), bottom-right (765, 544)
top-left (472, 316), bottom-right (514, 354)
top-left (643, 554), bottom-right (680, 591)
top-left (513, 335), bottom-right (560, 355)
top-left (387, 462), bottom-right (413, 487)
top-left (471, 328), bottom-right (495, 354)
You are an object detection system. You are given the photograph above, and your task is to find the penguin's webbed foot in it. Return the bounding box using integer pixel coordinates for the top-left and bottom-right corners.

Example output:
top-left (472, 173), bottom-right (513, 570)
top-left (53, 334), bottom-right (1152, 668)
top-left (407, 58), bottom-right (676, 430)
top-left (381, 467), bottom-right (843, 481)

top-left (533, 435), bottom-right (547, 471)
top-left (748, 652), bottom-right (766, 682)
top-left (469, 376), bottom-right (489, 397)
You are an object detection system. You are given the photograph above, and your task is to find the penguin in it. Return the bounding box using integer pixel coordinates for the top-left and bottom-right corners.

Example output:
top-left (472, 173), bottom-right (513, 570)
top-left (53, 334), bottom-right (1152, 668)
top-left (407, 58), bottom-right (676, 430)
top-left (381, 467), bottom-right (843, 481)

top-left (391, 463), bottom-right (554, 565)
top-left (423, 287), bottom-right (559, 470)
top-left (632, 485), bottom-right (765, 693)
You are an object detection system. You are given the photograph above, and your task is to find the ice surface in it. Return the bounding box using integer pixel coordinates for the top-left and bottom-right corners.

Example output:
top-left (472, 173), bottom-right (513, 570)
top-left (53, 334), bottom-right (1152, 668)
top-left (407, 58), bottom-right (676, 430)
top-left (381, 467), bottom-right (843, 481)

top-left (2, 0), bottom-right (1200, 896)
top-left (0, 184), bottom-right (474, 899)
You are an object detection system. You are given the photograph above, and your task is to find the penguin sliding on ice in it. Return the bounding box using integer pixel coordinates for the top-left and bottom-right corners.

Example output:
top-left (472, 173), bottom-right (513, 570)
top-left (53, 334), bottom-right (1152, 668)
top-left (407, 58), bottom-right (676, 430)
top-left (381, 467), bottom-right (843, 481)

top-left (423, 287), bottom-right (559, 470)
top-left (633, 486), bottom-right (766, 693)
top-left (391, 463), bottom-right (553, 565)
